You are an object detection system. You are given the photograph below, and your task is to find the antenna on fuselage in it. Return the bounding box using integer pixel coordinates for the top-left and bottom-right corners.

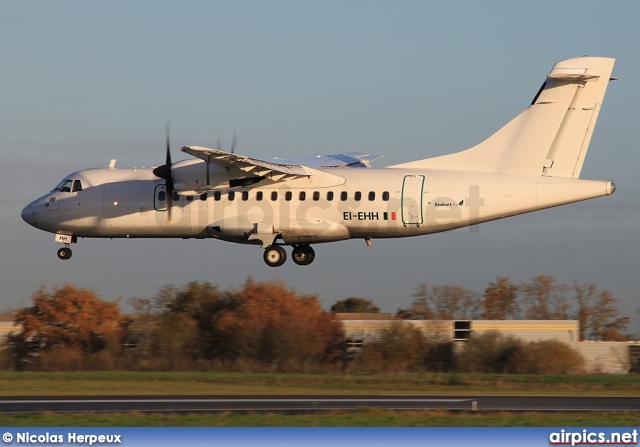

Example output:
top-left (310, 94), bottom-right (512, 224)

top-left (109, 159), bottom-right (116, 168)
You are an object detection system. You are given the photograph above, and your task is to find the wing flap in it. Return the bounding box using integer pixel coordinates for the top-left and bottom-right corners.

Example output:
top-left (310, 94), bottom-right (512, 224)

top-left (180, 146), bottom-right (383, 182)
top-left (181, 146), bottom-right (311, 181)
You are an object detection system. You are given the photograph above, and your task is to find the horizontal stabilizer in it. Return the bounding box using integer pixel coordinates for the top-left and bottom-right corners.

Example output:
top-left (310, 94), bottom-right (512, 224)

top-left (275, 152), bottom-right (384, 168)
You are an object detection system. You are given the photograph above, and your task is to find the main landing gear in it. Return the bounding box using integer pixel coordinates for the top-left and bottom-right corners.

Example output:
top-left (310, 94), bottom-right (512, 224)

top-left (292, 245), bottom-right (315, 266)
top-left (263, 244), bottom-right (315, 267)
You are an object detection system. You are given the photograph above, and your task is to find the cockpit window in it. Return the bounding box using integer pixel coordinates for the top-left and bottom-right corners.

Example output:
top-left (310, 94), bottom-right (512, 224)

top-left (52, 179), bottom-right (73, 193)
top-left (52, 179), bottom-right (83, 193)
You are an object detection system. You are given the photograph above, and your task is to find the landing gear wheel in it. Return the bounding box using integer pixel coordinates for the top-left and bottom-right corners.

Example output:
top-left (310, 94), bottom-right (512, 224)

top-left (292, 245), bottom-right (315, 266)
top-left (57, 247), bottom-right (72, 260)
top-left (263, 245), bottom-right (287, 267)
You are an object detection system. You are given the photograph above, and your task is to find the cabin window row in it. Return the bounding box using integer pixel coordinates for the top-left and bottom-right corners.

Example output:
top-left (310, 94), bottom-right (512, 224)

top-left (202, 190), bottom-right (391, 202)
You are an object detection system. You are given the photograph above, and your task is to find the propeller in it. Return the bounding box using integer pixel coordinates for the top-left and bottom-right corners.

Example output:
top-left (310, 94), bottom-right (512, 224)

top-left (231, 131), bottom-right (237, 154)
top-left (152, 122), bottom-right (175, 222)
top-left (215, 132), bottom-right (237, 154)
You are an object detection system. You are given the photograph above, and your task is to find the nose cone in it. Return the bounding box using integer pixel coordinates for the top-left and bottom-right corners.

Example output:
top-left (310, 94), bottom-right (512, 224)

top-left (21, 201), bottom-right (38, 227)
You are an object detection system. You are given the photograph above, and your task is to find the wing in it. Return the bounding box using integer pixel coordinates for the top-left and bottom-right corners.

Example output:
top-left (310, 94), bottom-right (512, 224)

top-left (180, 146), bottom-right (384, 182)
top-left (180, 146), bottom-right (311, 182)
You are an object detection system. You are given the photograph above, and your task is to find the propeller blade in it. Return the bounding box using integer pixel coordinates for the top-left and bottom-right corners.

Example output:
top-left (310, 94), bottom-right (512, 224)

top-left (231, 131), bottom-right (237, 155)
top-left (166, 185), bottom-right (173, 223)
top-left (152, 122), bottom-right (174, 223)
top-left (165, 121), bottom-right (172, 166)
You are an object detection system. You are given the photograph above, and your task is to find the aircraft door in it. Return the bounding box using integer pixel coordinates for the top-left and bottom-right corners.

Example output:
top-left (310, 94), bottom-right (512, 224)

top-left (401, 175), bottom-right (425, 225)
top-left (152, 184), bottom-right (183, 222)
top-left (154, 185), bottom-right (168, 211)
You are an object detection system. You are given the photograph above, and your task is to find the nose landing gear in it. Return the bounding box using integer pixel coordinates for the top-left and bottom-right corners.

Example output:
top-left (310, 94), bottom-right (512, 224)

top-left (54, 234), bottom-right (76, 260)
top-left (57, 246), bottom-right (72, 260)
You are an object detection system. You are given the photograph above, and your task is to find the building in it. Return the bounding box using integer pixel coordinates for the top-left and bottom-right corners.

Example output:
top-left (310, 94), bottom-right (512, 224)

top-left (336, 314), bottom-right (634, 374)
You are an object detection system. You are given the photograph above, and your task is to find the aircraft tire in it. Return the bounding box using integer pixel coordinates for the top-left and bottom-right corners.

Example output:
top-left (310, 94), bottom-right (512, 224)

top-left (57, 247), bottom-right (72, 260)
top-left (263, 245), bottom-right (287, 267)
top-left (292, 245), bottom-right (315, 266)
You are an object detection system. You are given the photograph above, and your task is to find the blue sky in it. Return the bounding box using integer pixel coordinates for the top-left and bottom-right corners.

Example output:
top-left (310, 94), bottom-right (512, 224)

top-left (2, 1), bottom-right (639, 331)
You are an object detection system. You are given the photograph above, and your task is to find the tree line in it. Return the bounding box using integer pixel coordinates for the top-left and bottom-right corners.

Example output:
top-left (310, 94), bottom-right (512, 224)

top-left (0, 275), bottom-right (630, 372)
top-left (395, 275), bottom-right (629, 341)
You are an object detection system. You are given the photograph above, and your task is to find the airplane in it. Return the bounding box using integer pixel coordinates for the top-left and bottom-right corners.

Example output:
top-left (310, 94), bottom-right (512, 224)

top-left (22, 56), bottom-right (617, 267)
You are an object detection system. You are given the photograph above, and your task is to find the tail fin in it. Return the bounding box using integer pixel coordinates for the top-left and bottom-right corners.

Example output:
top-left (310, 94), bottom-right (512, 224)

top-left (390, 57), bottom-right (615, 178)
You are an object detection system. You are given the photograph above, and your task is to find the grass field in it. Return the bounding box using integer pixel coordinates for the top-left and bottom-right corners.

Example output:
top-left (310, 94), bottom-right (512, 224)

top-left (1, 371), bottom-right (639, 426)
top-left (1, 371), bottom-right (640, 396)
top-left (2, 409), bottom-right (640, 427)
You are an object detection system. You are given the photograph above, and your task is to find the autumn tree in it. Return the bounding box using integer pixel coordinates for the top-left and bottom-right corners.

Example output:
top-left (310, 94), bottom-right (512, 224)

top-left (215, 279), bottom-right (344, 371)
top-left (585, 289), bottom-right (629, 341)
top-left (520, 275), bottom-right (570, 320)
top-left (7, 284), bottom-right (123, 371)
top-left (398, 284), bottom-right (480, 320)
top-left (331, 297), bottom-right (380, 313)
top-left (481, 277), bottom-right (519, 319)
top-left (126, 279), bottom-right (345, 372)
top-left (572, 282), bottom-right (597, 340)
top-left (567, 282), bottom-right (628, 341)
top-left (128, 281), bottom-right (237, 368)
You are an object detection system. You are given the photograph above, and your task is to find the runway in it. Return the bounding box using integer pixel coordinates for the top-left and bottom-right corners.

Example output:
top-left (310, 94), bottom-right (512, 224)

top-left (0, 395), bottom-right (638, 413)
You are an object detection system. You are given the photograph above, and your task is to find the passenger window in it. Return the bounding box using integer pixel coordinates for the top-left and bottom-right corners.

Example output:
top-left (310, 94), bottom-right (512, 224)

top-left (313, 191), bottom-right (320, 201)
top-left (158, 191), bottom-right (166, 202)
top-left (200, 193), bottom-right (208, 201)
top-left (242, 191), bottom-right (249, 201)
top-left (271, 191), bottom-right (278, 201)
top-left (340, 191), bottom-right (348, 201)
top-left (256, 191), bottom-right (263, 201)
top-left (214, 191), bottom-right (221, 201)
top-left (285, 191), bottom-right (292, 201)
top-left (228, 191), bottom-right (235, 201)
top-left (327, 191), bottom-right (334, 201)
top-left (382, 191), bottom-right (389, 201)
top-left (173, 191), bottom-right (180, 201)
top-left (299, 191), bottom-right (306, 201)
top-left (186, 195), bottom-right (193, 202)
top-left (354, 191), bottom-right (361, 201)
top-left (72, 180), bottom-right (83, 192)
top-left (368, 191), bottom-right (375, 201)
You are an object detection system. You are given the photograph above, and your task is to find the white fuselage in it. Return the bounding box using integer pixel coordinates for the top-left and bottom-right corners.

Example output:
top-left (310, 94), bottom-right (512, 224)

top-left (21, 161), bottom-right (614, 246)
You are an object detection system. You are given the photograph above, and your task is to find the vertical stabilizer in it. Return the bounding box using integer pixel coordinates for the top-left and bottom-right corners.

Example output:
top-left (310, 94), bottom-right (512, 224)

top-left (390, 57), bottom-right (615, 178)
top-left (540, 57), bottom-right (615, 178)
